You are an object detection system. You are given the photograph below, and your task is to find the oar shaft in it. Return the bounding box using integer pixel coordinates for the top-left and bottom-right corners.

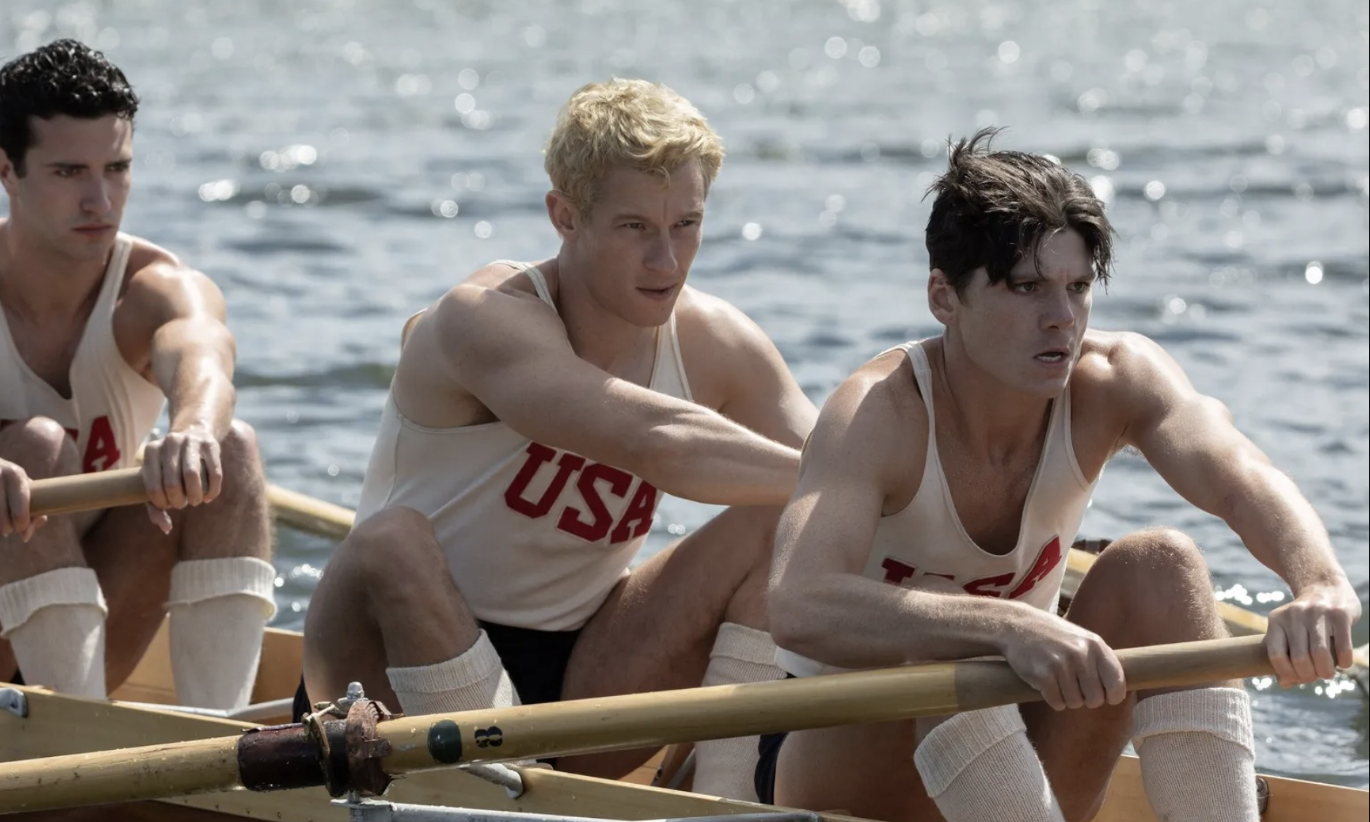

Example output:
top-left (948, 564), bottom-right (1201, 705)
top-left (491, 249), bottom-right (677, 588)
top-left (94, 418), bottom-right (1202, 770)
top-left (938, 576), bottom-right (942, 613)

top-left (0, 735), bottom-right (241, 814)
top-left (1066, 549), bottom-right (1369, 673)
top-left (378, 635), bottom-right (1271, 772)
top-left (28, 468), bottom-right (147, 518)
top-left (266, 484), bottom-right (354, 540)
top-left (0, 636), bottom-right (1271, 813)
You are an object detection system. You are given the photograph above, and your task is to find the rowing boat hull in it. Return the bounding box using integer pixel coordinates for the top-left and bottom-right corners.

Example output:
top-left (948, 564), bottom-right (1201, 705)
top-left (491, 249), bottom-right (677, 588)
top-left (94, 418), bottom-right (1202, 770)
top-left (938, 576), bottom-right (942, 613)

top-left (2, 625), bottom-right (1364, 821)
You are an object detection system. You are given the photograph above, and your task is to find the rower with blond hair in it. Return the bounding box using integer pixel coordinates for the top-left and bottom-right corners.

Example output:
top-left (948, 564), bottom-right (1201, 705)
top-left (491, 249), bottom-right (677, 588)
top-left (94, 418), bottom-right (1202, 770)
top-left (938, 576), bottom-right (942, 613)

top-left (302, 78), bottom-right (815, 799)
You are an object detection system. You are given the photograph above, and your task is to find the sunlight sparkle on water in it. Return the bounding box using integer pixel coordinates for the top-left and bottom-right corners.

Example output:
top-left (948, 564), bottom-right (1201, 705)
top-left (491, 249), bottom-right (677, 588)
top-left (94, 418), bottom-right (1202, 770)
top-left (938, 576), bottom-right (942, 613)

top-left (1088, 176), bottom-right (1114, 205)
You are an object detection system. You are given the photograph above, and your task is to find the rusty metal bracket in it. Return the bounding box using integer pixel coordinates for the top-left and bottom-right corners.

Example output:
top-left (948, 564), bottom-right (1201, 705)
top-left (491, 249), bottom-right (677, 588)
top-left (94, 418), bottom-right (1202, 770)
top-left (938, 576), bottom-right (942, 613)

top-left (303, 681), bottom-right (398, 797)
top-left (345, 691), bottom-right (396, 796)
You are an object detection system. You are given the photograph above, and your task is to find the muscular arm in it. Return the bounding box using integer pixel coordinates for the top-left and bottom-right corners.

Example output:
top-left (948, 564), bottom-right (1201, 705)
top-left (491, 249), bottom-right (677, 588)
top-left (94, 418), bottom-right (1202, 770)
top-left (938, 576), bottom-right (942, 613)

top-left (148, 280), bottom-right (236, 440)
top-left (115, 259), bottom-right (236, 511)
top-left (772, 353), bottom-right (1126, 709)
top-left (708, 302), bottom-right (817, 449)
top-left (431, 285), bottom-right (800, 505)
top-left (770, 356), bottom-right (1024, 668)
top-left (1114, 332), bottom-right (1360, 678)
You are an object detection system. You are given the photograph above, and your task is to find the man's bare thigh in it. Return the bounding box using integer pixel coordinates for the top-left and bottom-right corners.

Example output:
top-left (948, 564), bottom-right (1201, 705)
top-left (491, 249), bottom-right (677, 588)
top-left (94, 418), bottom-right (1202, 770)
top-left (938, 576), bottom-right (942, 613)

top-left (562, 505), bottom-right (775, 701)
top-left (556, 506), bottom-right (775, 776)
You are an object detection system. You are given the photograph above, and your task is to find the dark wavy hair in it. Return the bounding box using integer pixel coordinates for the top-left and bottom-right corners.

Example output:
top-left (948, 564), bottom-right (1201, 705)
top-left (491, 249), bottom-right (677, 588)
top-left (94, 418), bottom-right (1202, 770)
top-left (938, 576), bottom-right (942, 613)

top-left (0, 39), bottom-right (139, 175)
top-left (925, 128), bottom-right (1114, 296)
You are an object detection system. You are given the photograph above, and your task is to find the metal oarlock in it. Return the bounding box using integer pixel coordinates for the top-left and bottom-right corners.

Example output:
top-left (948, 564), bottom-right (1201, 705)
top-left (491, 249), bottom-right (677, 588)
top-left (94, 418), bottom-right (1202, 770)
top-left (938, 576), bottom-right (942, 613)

top-left (301, 681), bottom-right (397, 797)
top-left (336, 800), bottom-right (822, 822)
top-left (302, 682), bottom-right (524, 799)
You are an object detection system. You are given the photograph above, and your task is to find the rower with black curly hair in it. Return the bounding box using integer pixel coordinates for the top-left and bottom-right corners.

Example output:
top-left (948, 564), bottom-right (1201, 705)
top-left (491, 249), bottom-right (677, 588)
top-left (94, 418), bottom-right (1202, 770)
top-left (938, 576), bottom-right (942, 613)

top-left (0, 39), bottom-right (276, 712)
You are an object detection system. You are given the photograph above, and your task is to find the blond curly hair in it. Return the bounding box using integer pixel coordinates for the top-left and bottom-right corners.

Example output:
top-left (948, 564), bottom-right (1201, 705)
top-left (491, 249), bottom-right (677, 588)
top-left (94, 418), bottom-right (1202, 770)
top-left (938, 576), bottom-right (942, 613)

top-left (544, 79), bottom-right (724, 214)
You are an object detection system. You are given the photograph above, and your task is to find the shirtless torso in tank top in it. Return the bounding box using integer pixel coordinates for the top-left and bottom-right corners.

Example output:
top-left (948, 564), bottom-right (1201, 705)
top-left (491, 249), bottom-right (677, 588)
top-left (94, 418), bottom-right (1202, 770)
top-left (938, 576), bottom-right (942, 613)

top-left (303, 79), bottom-right (817, 798)
top-left (0, 39), bottom-right (272, 711)
top-left (764, 131), bottom-right (1358, 822)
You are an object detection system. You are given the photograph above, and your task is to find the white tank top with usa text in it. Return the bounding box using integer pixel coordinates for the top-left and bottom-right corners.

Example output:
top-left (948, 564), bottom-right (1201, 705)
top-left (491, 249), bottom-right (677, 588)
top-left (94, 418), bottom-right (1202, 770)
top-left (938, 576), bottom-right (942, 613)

top-left (777, 341), bottom-right (1099, 677)
top-left (356, 261), bottom-right (694, 631)
top-left (0, 233), bottom-right (166, 474)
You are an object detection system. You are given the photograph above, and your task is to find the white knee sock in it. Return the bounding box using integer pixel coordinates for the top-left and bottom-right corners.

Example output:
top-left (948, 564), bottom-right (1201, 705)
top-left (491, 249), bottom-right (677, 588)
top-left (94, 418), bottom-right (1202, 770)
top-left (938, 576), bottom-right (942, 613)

top-left (692, 623), bottom-right (783, 801)
top-left (0, 568), bottom-right (108, 698)
top-left (1133, 687), bottom-right (1259, 822)
top-left (386, 629), bottom-right (520, 715)
top-left (167, 557), bottom-right (278, 711)
top-left (914, 704), bottom-right (1064, 822)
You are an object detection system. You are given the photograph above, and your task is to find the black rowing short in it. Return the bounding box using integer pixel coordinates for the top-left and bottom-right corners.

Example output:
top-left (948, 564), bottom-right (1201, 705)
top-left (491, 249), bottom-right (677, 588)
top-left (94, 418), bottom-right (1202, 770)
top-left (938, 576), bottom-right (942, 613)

top-left (752, 673), bottom-right (795, 804)
top-left (291, 620), bottom-right (582, 723)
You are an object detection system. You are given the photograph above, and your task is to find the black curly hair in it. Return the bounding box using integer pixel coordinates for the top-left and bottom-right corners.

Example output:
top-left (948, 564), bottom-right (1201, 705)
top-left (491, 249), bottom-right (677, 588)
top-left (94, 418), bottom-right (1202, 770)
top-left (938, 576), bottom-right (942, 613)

top-left (0, 39), bottom-right (139, 175)
top-left (925, 128), bottom-right (1114, 297)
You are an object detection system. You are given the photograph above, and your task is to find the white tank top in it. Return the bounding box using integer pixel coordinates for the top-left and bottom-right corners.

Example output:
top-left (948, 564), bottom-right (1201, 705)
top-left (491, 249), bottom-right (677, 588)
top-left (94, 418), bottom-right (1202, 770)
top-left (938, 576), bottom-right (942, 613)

top-left (356, 261), bottom-right (695, 631)
top-left (0, 234), bottom-right (166, 474)
top-left (777, 341), bottom-right (1098, 676)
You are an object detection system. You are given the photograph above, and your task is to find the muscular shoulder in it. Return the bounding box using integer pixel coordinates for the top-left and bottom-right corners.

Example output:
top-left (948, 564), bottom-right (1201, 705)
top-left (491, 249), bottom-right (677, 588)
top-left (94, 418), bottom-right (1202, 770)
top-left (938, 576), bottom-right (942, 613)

top-left (673, 286), bottom-right (769, 352)
top-left (428, 262), bottom-right (559, 345)
top-left (1071, 330), bottom-right (1205, 458)
top-left (672, 286), bottom-right (787, 403)
top-left (808, 348), bottom-right (926, 493)
top-left (1074, 330), bottom-right (1189, 406)
top-left (118, 237), bottom-right (226, 326)
top-left (400, 261), bottom-right (563, 389)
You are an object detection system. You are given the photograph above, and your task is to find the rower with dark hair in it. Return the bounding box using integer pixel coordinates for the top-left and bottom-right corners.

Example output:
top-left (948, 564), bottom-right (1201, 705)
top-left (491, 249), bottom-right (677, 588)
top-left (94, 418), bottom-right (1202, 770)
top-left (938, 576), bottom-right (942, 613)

top-left (761, 129), bottom-right (1361, 822)
top-left (0, 39), bottom-right (275, 710)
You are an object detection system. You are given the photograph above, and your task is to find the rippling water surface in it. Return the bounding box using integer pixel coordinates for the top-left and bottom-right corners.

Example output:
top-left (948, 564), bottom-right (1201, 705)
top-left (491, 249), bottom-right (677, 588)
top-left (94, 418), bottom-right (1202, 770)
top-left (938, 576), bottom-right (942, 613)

top-left (3, 0), bottom-right (1368, 788)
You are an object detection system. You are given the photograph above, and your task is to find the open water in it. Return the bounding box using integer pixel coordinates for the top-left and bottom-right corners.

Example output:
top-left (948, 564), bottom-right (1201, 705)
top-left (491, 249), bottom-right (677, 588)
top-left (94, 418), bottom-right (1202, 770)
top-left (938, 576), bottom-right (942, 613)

top-left (2, 0), bottom-right (1367, 788)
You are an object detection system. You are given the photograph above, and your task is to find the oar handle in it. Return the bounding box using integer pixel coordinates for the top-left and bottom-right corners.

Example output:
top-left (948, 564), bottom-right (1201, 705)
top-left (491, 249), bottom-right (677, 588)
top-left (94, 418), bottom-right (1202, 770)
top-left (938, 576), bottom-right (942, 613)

top-left (28, 468), bottom-right (148, 518)
top-left (27, 464), bottom-right (212, 519)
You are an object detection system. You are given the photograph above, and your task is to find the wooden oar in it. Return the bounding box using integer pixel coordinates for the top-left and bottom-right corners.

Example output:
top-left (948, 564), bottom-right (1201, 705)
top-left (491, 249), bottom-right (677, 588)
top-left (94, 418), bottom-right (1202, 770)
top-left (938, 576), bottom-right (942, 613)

top-left (1063, 548), bottom-right (1370, 675)
top-left (262, 487), bottom-right (1370, 679)
top-left (0, 635), bottom-right (1272, 813)
top-left (28, 468), bottom-right (149, 518)
top-left (23, 468), bottom-right (350, 536)
top-left (265, 483), bottom-right (353, 540)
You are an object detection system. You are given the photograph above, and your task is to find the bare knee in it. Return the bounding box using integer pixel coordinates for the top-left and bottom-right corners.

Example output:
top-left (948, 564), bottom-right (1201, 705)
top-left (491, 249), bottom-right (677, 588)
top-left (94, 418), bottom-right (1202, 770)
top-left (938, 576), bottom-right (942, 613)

top-left (0, 417), bottom-right (80, 478)
top-left (336, 507), bottom-right (447, 598)
top-left (222, 419), bottom-right (260, 458)
top-left (307, 507), bottom-right (441, 653)
top-left (218, 419), bottom-right (265, 488)
top-left (1069, 528), bottom-right (1222, 644)
top-left (1091, 528), bottom-right (1209, 587)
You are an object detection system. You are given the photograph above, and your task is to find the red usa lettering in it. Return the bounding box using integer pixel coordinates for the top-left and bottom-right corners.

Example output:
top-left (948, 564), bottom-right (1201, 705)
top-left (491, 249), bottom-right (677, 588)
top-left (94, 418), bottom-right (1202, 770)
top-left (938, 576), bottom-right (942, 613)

top-left (1008, 536), bottom-right (1063, 599)
top-left (875, 535), bottom-right (1064, 600)
top-left (504, 442), bottom-right (660, 545)
top-left (0, 415), bottom-right (122, 474)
